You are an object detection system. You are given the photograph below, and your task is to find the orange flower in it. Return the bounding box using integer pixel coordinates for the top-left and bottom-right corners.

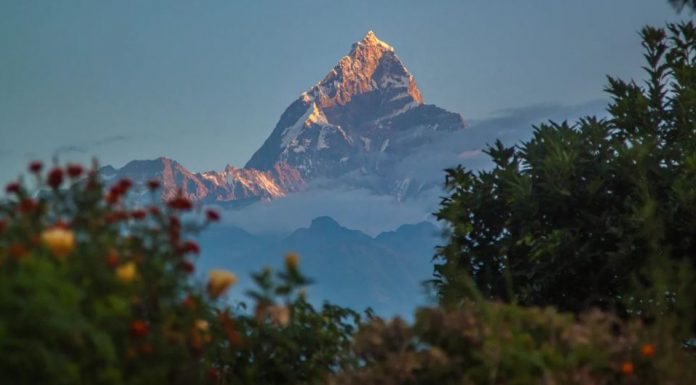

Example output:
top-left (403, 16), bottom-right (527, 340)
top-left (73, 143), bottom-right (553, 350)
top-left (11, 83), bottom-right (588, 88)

top-left (284, 252), bottom-right (300, 270)
top-left (105, 249), bottom-right (119, 268)
top-left (129, 320), bottom-right (150, 338)
top-left (207, 270), bottom-right (237, 298)
top-left (41, 227), bottom-right (75, 260)
top-left (641, 343), bottom-right (656, 357)
top-left (620, 361), bottom-right (634, 376)
top-left (116, 262), bottom-right (138, 282)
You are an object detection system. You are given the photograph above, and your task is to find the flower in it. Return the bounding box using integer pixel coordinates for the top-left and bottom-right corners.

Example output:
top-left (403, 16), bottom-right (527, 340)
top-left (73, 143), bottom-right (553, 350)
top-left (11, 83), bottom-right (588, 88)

top-left (195, 319), bottom-right (209, 332)
top-left (180, 240), bottom-right (200, 255)
top-left (47, 167), bottom-right (64, 189)
top-left (105, 249), bottom-right (119, 268)
top-left (131, 210), bottom-right (146, 221)
top-left (284, 252), bottom-right (300, 270)
top-left (167, 196), bottom-right (193, 211)
top-left (620, 361), bottom-right (634, 376)
top-left (116, 262), bottom-right (138, 282)
top-left (147, 180), bottom-right (161, 190)
top-left (5, 182), bottom-right (20, 194)
top-left (18, 199), bottom-right (38, 214)
top-left (208, 368), bottom-right (220, 382)
top-left (140, 343), bottom-right (154, 355)
top-left (129, 320), bottom-right (150, 338)
top-left (641, 343), bottom-right (655, 357)
top-left (182, 295), bottom-right (196, 310)
top-left (66, 164), bottom-right (83, 178)
top-left (40, 227), bottom-right (75, 260)
top-left (28, 161), bottom-right (43, 173)
top-left (8, 243), bottom-right (27, 260)
top-left (206, 209), bottom-right (221, 222)
top-left (207, 270), bottom-right (237, 298)
top-left (178, 260), bottom-right (195, 274)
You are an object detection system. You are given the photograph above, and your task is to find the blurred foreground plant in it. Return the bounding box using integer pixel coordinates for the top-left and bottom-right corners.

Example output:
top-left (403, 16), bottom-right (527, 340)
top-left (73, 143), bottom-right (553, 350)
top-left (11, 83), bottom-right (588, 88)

top-left (0, 161), bottom-right (359, 385)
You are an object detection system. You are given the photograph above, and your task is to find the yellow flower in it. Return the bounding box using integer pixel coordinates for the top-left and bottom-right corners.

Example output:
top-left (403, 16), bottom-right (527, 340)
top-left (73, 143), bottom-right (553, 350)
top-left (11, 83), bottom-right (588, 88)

top-left (284, 252), bottom-right (300, 270)
top-left (116, 262), bottom-right (138, 282)
top-left (41, 227), bottom-right (75, 260)
top-left (207, 270), bottom-right (237, 298)
top-left (194, 319), bottom-right (209, 332)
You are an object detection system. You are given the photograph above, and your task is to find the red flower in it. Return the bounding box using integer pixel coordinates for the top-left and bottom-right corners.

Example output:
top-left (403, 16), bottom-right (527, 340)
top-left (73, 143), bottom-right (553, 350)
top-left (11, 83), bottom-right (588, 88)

top-left (148, 206), bottom-right (160, 217)
top-left (167, 196), bottom-right (193, 211)
top-left (8, 243), bottom-right (27, 259)
top-left (5, 182), bottom-right (20, 194)
top-left (147, 180), bottom-right (161, 190)
top-left (105, 249), bottom-right (119, 268)
top-left (620, 362), bottom-right (634, 376)
top-left (118, 178), bottom-right (133, 191)
top-left (169, 216), bottom-right (181, 228)
top-left (28, 161), bottom-right (43, 173)
top-left (182, 295), bottom-right (196, 310)
top-left (19, 199), bottom-right (38, 214)
top-left (129, 320), bottom-right (150, 338)
top-left (47, 168), bottom-right (64, 189)
top-left (131, 210), bottom-right (146, 220)
top-left (66, 164), bottom-right (83, 178)
top-left (208, 368), bottom-right (220, 382)
top-left (140, 343), bottom-right (154, 355)
top-left (206, 209), bottom-right (221, 222)
top-left (180, 240), bottom-right (200, 255)
top-left (641, 343), bottom-right (656, 357)
top-left (178, 260), bottom-right (195, 274)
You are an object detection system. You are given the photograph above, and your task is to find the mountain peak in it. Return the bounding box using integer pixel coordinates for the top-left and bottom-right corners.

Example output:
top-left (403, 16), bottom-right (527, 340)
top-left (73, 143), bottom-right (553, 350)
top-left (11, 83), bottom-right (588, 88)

top-left (353, 30), bottom-right (394, 52)
top-left (245, 30), bottom-right (465, 187)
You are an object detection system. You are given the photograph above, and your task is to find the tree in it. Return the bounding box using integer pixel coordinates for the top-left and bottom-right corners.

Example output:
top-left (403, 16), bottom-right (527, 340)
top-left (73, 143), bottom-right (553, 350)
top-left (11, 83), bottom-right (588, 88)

top-left (434, 22), bottom-right (696, 318)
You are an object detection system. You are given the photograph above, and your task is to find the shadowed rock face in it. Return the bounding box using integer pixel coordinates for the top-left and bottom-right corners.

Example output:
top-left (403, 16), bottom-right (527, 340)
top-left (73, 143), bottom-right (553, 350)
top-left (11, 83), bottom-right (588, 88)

top-left (245, 31), bottom-right (465, 186)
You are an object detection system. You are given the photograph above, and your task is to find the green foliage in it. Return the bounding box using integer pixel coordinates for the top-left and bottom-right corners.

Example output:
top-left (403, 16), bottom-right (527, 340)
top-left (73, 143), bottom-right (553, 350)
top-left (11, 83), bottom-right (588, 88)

top-left (434, 23), bottom-right (696, 325)
top-left (0, 164), bottom-right (359, 385)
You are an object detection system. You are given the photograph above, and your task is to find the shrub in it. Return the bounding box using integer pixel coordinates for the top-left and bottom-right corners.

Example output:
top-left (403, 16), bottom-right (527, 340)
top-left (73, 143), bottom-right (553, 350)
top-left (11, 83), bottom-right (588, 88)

top-left (331, 301), bottom-right (696, 385)
top-left (0, 161), bottom-right (359, 385)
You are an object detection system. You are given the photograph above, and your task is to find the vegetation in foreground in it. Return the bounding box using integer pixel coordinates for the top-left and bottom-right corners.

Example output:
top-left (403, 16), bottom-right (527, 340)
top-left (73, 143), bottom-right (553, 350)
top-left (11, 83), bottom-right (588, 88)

top-left (2, 21), bottom-right (696, 385)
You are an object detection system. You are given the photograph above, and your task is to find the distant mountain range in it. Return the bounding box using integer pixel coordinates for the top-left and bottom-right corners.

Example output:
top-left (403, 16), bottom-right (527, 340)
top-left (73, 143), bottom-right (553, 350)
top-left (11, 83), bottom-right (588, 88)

top-left (196, 216), bottom-right (440, 316)
top-left (101, 31), bottom-right (466, 203)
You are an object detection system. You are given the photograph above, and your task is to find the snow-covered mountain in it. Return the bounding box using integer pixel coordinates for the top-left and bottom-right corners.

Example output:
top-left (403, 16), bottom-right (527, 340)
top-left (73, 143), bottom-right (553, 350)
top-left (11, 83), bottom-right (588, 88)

top-left (246, 31), bottom-right (465, 189)
top-left (101, 157), bottom-right (303, 204)
top-left (102, 31), bottom-right (465, 202)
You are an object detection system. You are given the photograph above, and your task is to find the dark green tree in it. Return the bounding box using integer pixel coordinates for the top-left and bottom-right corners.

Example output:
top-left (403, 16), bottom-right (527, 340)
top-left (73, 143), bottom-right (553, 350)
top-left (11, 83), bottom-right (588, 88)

top-left (434, 23), bottom-right (696, 316)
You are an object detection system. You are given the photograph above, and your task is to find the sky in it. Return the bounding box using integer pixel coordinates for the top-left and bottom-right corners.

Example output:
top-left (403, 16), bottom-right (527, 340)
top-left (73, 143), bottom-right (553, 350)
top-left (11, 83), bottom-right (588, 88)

top-left (0, 0), bottom-right (688, 185)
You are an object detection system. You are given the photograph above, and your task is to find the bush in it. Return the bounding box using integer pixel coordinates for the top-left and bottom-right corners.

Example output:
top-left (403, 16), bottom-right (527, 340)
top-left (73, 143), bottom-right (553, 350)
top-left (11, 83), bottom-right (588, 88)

top-left (0, 162), bottom-right (359, 385)
top-left (331, 301), bottom-right (696, 385)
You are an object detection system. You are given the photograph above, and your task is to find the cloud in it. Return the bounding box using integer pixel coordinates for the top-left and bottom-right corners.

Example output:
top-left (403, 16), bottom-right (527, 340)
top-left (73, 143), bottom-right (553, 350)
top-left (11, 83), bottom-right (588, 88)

top-left (93, 135), bottom-right (128, 146)
top-left (220, 186), bottom-right (440, 237)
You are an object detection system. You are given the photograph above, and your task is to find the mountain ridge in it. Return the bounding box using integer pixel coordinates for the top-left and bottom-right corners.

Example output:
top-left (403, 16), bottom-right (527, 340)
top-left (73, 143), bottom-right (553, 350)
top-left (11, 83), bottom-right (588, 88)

top-left (101, 31), bottom-right (466, 203)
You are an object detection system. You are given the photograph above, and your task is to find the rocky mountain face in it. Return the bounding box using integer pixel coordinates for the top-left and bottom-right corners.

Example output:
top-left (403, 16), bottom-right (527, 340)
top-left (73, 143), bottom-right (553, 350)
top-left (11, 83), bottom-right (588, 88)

top-left (102, 31), bottom-right (465, 203)
top-left (245, 31), bottom-right (465, 191)
top-left (101, 157), bottom-right (303, 204)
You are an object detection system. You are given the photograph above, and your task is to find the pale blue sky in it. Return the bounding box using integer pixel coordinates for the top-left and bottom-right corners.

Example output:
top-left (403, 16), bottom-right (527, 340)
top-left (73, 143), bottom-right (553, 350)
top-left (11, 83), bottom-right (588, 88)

top-left (0, 0), bottom-right (686, 184)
